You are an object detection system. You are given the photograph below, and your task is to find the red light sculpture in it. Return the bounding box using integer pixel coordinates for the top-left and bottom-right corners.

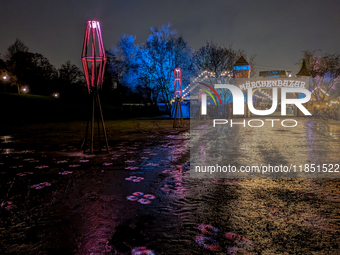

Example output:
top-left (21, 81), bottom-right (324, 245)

top-left (174, 68), bottom-right (182, 97)
top-left (81, 20), bottom-right (109, 154)
top-left (173, 68), bottom-right (184, 128)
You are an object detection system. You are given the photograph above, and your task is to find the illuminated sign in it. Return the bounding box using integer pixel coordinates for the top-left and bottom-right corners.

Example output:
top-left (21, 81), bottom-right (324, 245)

top-left (233, 65), bottom-right (250, 71)
top-left (238, 79), bottom-right (306, 90)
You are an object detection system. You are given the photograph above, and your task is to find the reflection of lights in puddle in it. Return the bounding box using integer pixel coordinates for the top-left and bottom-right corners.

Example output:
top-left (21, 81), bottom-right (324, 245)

top-left (59, 170), bottom-right (73, 175)
top-left (65, 152), bottom-right (96, 157)
top-left (1, 201), bottom-right (16, 210)
top-left (2, 149), bottom-right (34, 155)
top-left (330, 133), bottom-right (337, 139)
top-left (69, 164), bottom-right (81, 167)
top-left (57, 160), bottom-right (68, 164)
top-left (35, 165), bottom-right (49, 169)
top-left (126, 166), bottom-right (139, 170)
top-left (146, 163), bottom-right (159, 166)
top-left (23, 159), bottom-right (39, 163)
top-left (125, 176), bottom-right (144, 182)
top-left (31, 182), bottom-right (51, 189)
top-left (23, 158), bottom-right (35, 161)
top-left (2, 148), bottom-right (14, 154)
top-left (161, 167), bottom-right (185, 193)
top-left (0, 135), bottom-right (13, 143)
top-left (132, 247), bottom-right (155, 255)
top-left (16, 172), bottom-right (33, 176)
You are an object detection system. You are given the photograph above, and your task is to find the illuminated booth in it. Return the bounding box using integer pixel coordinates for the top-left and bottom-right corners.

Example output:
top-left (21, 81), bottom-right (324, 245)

top-left (81, 20), bottom-right (109, 154)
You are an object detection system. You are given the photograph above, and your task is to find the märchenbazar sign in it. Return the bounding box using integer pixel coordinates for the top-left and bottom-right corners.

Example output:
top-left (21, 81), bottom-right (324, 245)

top-left (237, 78), bottom-right (310, 91)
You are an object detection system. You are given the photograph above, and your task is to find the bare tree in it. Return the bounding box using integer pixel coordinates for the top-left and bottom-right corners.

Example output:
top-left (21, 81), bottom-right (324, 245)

top-left (194, 42), bottom-right (245, 78)
top-left (194, 42), bottom-right (255, 112)
top-left (300, 50), bottom-right (340, 101)
top-left (4, 38), bottom-right (29, 61)
top-left (249, 54), bottom-right (257, 78)
top-left (7, 49), bottom-right (57, 94)
top-left (58, 60), bottom-right (84, 85)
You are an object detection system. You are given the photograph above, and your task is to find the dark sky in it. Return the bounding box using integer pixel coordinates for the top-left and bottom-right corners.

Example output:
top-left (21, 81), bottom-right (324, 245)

top-left (1, 0), bottom-right (339, 76)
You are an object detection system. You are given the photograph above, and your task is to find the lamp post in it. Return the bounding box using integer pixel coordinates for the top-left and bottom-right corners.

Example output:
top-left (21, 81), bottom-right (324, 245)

top-left (2, 75), bottom-right (8, 93)
top-left (173, 68), bottom-right (184, 128)
top-left (81, 20), bottom-right (109, 154)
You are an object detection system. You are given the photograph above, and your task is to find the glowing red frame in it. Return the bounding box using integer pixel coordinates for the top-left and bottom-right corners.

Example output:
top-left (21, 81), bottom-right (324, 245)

top-left (173, 68), bottom-right (183, 128)
top-left (82, 20), bottom-right (106, 94)
top-left (174, 68), bottom-right (182, 97)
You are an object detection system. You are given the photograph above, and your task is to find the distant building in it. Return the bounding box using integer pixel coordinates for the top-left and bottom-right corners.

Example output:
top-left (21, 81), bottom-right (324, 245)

top-left (259, 70), bottom-right (291, 78)
top-left (233, 56), bottom-right (250, 78)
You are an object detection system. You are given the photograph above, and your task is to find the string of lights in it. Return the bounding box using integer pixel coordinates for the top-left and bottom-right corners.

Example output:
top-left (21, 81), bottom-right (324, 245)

top-left (172, 70), bottom-right (233, 101)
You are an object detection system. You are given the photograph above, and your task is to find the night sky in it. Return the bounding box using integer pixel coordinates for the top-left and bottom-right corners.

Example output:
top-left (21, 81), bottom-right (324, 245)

top-left (1, 0), bottom-right (339, 75)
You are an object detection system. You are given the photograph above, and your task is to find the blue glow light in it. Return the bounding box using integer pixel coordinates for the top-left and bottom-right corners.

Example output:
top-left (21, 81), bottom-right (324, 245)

top-left (233, 65), bottom-right (250, 71)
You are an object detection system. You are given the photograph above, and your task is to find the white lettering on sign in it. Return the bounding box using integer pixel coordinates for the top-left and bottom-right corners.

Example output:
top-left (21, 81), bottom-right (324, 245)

top-left (239, 79), bottom-right (306, 90)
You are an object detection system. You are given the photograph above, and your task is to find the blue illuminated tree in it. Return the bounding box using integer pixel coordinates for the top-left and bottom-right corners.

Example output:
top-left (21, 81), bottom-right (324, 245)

top-left (108, 23), bottom-right (196, 107)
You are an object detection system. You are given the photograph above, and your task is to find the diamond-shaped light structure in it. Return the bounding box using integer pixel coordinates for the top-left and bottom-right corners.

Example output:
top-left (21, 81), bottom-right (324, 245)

top-left (174, 67), bottom-right (182, 98)
top-left (80, 20), bottom-right (109, 154)
top-left (173, 68), bottom-right (183, 128)
top-left (81, 20), bottom-right (106, 94)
